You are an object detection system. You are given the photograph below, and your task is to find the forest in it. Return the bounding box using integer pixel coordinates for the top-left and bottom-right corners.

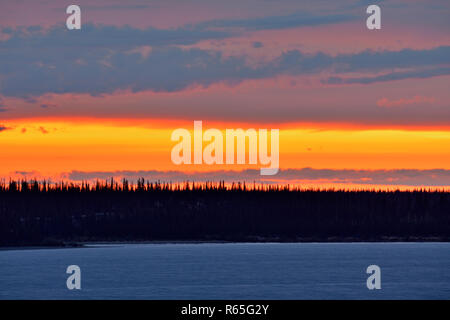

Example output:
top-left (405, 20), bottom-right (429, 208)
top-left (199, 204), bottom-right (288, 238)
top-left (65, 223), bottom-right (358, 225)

top-left (0, 179), bottom-right (449, 246)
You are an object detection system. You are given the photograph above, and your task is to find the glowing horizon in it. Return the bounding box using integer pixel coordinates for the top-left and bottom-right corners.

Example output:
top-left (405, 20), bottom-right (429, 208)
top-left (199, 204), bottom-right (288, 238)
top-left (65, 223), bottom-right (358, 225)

top-left (1, 118), bottom-right (449, 189)
top-left (1, 1), bottom-right (449, 189)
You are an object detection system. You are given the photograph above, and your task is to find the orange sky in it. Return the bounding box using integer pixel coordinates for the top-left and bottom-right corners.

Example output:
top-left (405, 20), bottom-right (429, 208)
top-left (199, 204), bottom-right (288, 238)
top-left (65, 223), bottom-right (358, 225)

top-left (1, 1), bottom-right (449, 189)
top-left (1, 118), bottom-right (449, 189)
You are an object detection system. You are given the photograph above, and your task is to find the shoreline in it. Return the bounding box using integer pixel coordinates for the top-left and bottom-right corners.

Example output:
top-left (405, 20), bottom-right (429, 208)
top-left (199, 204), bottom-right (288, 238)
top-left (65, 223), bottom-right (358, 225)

top-left (1, 236), bottom-right (449, 251)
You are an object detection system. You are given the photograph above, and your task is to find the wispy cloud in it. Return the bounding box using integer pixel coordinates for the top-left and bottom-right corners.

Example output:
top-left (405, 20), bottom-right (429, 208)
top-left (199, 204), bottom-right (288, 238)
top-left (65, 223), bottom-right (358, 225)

top-left (324, 67), bottom-right (450, 85)
top-left (192, 12), bottom-right (356, 31)
top-left (40, 103), bottom-right (58, 109)
top-left (377, 96), bottom-right (436, 108)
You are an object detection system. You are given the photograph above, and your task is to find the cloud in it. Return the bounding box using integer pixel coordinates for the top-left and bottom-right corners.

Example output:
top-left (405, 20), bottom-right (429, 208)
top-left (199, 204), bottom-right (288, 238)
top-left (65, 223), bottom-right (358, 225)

top-left (40, 103), bottom-right (58, 108)
top-left (0, 23), bottom-right (232, 50)
top-left (330, 46), bottom-right (450, 73)
top-left (67, 168), bottom-right (450, 187)
top-left (252, 41), bottom-right (263, 48)
top-left (38, 126), bottom-right (49, 134)
top-left (323, 66), bottom-right (450, 85)
top-left (0, 125), bottom-right (11, 132)
top-left (377, 96), bottom-right (436, 108)
top-left (14, 171), bottom-right (36, 176)
top-left (1, 22), bottom-right (449, 98)
top-left (193, 12), bottom-right (356, 31)
top-left (126, 45), bottom-right (153, 59)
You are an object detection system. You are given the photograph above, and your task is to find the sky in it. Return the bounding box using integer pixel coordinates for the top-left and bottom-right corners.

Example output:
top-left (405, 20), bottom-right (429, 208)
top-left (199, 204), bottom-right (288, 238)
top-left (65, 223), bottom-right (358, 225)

top-left (0, 0), bottom-right (449, 189)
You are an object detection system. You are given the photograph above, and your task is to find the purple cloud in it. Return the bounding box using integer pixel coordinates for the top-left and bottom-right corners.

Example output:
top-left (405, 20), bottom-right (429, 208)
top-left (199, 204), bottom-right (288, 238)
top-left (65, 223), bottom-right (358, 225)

top-left (67, 168), bottom-right (450, 187)
top-left (1, 23), bottom-right (449, 98)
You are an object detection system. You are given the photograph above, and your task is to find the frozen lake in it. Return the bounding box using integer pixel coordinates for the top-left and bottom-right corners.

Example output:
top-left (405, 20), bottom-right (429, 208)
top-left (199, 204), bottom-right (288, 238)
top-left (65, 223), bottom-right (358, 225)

top-left (1, 242), bottom-right (449, 299)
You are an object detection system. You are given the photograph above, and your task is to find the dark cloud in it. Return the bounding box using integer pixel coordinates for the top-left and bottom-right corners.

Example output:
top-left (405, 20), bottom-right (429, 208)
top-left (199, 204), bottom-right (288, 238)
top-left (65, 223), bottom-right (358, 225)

top-left (0, 125), bottom-right (11, 132)
top-left (14, 171), bottom-right (36, 176)
top-left (252, 41), bottom-right (263, 48)
top-left (0, 23), bottom-right (231, 50)
top-left (40, 103), bottom-right (58, 108)
top-left (1, 22), bottom-right (449, 98)
top-left (193, 12), bottom-right (356, 31)
top-left (334, 47), bottom-right (450, 73)
top-left (323, 67), bottom-right (450, 85)
top-left (67, 168), bottom-right (450, 186)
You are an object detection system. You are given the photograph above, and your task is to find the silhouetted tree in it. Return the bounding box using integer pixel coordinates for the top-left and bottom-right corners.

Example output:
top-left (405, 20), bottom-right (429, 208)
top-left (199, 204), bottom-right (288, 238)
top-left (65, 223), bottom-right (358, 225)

top-left (0, 179), bottom-right (449, 246)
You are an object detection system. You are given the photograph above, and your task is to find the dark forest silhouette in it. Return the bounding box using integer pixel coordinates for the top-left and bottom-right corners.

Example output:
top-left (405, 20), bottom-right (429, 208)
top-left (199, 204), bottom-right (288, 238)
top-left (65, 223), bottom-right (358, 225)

top-left (1, 179), bottom-right (449, 246)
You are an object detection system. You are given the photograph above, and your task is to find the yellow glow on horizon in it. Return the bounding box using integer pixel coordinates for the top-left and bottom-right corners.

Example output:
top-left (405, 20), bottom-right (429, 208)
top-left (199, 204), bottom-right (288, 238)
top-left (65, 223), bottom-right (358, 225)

top-left (1, 119), bottom-right (449, 188)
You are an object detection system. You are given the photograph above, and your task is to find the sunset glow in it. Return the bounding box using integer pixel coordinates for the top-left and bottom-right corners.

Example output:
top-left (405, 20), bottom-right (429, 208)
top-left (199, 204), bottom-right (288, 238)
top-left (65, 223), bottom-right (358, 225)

top-left (1, 0), bottom-right (449, 189)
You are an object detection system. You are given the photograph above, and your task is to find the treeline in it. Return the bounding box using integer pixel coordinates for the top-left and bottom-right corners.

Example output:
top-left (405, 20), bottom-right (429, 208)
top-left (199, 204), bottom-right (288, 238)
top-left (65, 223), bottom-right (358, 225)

top-left (0, 179), bottom-right (449, 246)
